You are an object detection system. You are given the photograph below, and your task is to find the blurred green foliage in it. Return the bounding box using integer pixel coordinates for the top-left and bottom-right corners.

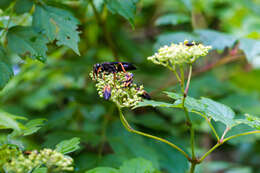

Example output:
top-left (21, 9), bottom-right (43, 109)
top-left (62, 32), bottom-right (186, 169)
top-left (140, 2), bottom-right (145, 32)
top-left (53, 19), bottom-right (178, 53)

top-left (0, 0), bottom-right (260, 172)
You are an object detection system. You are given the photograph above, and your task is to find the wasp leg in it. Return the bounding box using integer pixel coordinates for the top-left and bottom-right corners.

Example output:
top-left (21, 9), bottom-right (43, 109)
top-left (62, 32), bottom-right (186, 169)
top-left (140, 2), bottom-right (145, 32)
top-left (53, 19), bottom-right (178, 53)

top-left (96, 66), bottom-right (102, 79)
top-left (119, 62), bottom-right (126, 73)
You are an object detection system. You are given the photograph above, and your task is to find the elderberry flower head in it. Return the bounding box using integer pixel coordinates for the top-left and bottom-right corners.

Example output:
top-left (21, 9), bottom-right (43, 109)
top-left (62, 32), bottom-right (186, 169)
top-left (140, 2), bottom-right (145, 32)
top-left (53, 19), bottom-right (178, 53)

top-left (148, 40), bottom-right (211, 68)
top-left (3, 148), bottom-right (74, 173)
top-left (90, 71), bottom-right (147, 108)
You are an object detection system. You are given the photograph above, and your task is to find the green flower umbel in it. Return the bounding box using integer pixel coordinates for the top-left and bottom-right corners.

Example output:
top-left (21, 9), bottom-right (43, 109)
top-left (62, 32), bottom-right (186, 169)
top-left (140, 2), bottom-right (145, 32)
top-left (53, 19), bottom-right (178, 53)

top-left (90, 71), bottom-right (148, 108)
top-left (3, 148), bottom-right (74, 173)
top-left (148, 40), bottom-right (212, 68)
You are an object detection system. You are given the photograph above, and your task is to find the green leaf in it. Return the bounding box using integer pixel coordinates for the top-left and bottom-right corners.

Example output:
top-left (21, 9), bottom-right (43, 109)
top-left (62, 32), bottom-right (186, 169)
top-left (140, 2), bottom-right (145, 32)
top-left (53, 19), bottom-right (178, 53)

top-left (0, 0), bottom-right (14, 10)
top-left (164, 91), bottom-right (235, 127)
top-left (137, 92), bottom-right (236, 127)
top-left (155, 14), bottom-right (190, 26)
top-left (105, 0), bottom-right (138, 26)
top-left (7, 26), bottom-right (48, 62)
top-left (0, 47), bottom-right (13, 90)
top-left (200, 97), bottom-right (235, 127)
top-left (0, 109), bottom-right (26, 131)
top-left (165, 92), bottom-right (206, 113)
top-left (147, 140), bottom-right (189, 173)
top-left (107, 122), bottom-right (160, 169)
top-left (236, 114), bottom-right (260, 130)
top-left (33, 5), bottom-right (80, 55)
top-left (14, 0), bottom-right (33, 14)
top-left (134, 99), bottom-right (176, 109)
top-left (85, 167), bottom-right (119, 173)
top-left (195, 29), bottom-right (237, 50)
top-left (239, 38), bottom-right (260, 63)
top-left (23, 119), bottom-right (46, 136)
top-left (119, 158), bottom-right (156, 173)
top-left (154, 32), bottom-right (199, 50)
top-left (55, 137), bottom-right (80, 154)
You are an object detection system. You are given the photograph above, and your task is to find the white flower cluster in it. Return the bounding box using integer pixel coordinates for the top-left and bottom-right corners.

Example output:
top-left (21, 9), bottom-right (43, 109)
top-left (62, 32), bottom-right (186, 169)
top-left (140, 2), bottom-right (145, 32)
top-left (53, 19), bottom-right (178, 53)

top-left (148, 40), bottom-right (212, 68)
top-left (4, 148), bottom-right (74, 173)
top-left (90, 72), bottom-right (145, 108)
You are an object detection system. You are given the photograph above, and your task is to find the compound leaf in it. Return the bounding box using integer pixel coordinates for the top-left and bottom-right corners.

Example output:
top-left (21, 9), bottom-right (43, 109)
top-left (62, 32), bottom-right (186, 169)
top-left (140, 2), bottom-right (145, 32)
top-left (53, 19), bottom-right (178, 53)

top-left (33, 5), bottom-right (80, 55)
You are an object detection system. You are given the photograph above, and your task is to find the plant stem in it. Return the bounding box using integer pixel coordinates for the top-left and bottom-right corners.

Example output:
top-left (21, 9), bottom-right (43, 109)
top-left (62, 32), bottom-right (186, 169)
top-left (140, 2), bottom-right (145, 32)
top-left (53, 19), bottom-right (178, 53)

top-left (184, 65), bottom-right (192, 96)
top-left (189, 162), bottom-right (196, 173)
top-left (220, 127), bottom-right (230, 143)
top-left (180, 65), bottom-right (185, 93)
top-left (223, 130), bottom-right (260, 142)
top-left (180, 65), bottom-right (195, 160)
top-left (117, 105), bottom-right (190, 160)
top-left (192, 111), bottom-right (220, 141)
top-left (199, 130), bottom-right (260, 162)
top-left (89, 0), bottom-right (118, 59)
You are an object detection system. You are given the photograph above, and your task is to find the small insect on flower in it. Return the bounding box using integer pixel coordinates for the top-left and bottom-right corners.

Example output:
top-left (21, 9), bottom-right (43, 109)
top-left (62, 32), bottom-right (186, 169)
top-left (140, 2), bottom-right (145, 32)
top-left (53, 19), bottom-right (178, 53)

top-left (185, 42), bottom-right (195, 46)
top-left (141, 90), bottom-right (151, 100)
top-left (23, 151), bottom-right (33, 155)
top-left (123, 73), bottom-right (134, 87)
top-left (93, 62), bottom-right (137, 79)
top-left (103, 85), bottom-right (111, 100)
